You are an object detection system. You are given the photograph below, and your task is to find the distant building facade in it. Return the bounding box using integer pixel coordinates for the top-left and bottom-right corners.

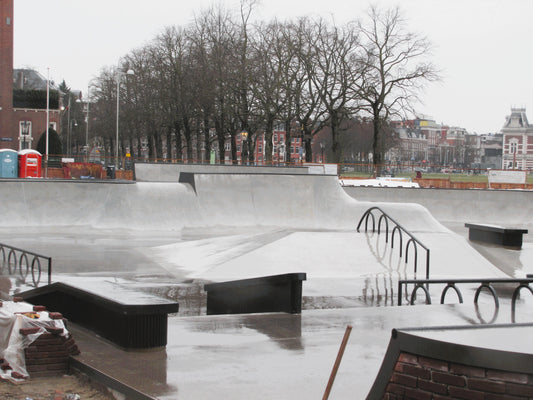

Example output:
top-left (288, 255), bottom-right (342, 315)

top-left (0, 0), bottom-right (61, 151)
top-left (501, 107), bottom-right (533, 170)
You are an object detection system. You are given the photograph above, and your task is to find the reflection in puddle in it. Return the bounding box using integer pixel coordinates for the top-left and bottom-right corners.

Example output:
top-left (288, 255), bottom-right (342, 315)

top-left (360, 231), bottom-right (413, 306)
top-left (241, 313), bottom-right (303, 351)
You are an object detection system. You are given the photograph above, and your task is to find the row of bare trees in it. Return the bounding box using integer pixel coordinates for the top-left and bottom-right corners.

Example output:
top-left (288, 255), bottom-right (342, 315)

top-left (86, 3), bottom-right (438, 168)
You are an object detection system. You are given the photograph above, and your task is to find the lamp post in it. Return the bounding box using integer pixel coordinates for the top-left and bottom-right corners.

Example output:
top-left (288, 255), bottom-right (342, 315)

top-left (45, 67), bottom-right (50, 178)
top-left (115, 69), bottom-right (134, 169)
top-left (70, 119), bottom-right (77, 156)
top-left (67, 94), bottom-right (71, 156)
top-left (86, 98), bottom-right (90, 161)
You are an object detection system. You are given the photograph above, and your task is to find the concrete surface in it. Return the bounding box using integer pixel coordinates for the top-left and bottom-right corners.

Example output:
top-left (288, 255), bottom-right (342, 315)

top-left (69, 302), bottom-right (533, 400)
top-left (343, 185), bottom-right (533, 230)
top-left (0, 173), bottom-right (532, 399)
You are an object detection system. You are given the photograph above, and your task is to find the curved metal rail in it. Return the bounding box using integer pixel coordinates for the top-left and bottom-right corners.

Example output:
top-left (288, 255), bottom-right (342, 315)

top-left (0, 243), bottom-right (52, 287)
top-left (398, 278), bottom-right (533, 323)
top-left (357, 207), bottom-right (430, 279)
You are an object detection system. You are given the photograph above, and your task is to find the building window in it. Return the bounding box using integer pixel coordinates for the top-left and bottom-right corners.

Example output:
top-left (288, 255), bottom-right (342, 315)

top-left (6, 17), bottom-right (11, 26)
top-left (510, 141), bottom-right (518, 154)
top-left (19, 121), bottom-right (32, 150)
top-left (273, 134), bottom-right (278, 143)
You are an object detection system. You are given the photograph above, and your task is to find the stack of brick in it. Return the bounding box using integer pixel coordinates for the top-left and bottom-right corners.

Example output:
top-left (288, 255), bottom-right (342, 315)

top-left (15, 309), bottom-right (80, 379)
top-left (384, 351), bottom-right (533, 399)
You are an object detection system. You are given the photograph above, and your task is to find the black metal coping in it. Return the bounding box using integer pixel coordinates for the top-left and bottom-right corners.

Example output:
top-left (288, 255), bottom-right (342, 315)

top-left (465, 222), bottom-right (528, 249)
top-left (465, 223), bottom-right (528, 234)
top-left (204, 273), bottom-right (307, 315)
top-left (20, 282), bottom-right (179, 349)
top-left (366, 323), bottom-right (533, 399)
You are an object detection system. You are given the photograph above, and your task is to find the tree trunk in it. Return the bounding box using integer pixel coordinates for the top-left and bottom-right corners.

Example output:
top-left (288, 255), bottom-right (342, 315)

top-left (166, 127), bottom-right (172, 161)
top-left (183, 118), bottom-right (193, 163)
top-left (264, 116), bottom-right (275, 164)
top-left (330, 116), bottom-right (340, 164)
top-left (372, 110), bottom-right (383, 177)
top-left (203, 115), bottom-right (211, 164)
top-left (218, 135), bottom-right (225, 164)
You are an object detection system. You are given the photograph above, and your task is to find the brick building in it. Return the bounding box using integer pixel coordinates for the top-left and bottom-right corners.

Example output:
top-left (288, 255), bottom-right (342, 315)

top-left (501, 107), bottom-right (533, 170)
top-left (225, 129), bottom-right (304, 165)
top-left (0, 0), bottom-right (60, 151)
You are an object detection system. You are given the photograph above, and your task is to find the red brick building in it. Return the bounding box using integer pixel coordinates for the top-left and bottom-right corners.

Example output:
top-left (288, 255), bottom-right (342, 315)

top-left (227, 130), bottom-right (304, 165)
top-left (501, 107), bottom-right (533, 170)
top-left (0, 0), bottom-right (60, 151)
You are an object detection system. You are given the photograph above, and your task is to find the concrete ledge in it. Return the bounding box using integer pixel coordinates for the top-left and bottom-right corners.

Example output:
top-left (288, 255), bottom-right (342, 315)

top-left (20, 282), bottom-right (179, 349)
top-left (465, 222), bottom-right (528, 249)
top-left (204, 273), bottom-right (306, 315)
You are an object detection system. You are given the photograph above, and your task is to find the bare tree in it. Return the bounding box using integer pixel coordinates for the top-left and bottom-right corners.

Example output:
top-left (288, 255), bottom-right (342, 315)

top-left (285, 18), bottom-right (326, 163)
top-left (250, 20), bottom-right (291, 164)
top-left (306, 18), bottom-right (363, 163)
top-left (355, 6), bottom-right (439, 175)
top-left (194, 6), bottom-right (240, 164)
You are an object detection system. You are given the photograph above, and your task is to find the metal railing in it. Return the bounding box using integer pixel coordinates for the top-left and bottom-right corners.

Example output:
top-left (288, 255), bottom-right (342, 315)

top-left (357, 207), bottom-right (430, 279)
top-left (398, 278), bottom-right (533, 323)
top-left (0, 243), bottom-right (52, 287)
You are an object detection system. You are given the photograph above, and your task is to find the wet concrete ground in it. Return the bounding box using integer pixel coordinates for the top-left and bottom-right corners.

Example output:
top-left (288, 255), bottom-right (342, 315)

top-left (69, 301), bottom-right (533, 400)
top-left (1, 179), bottom-right (533, 399)
top-left (1, 225), bottom-right (532, 399)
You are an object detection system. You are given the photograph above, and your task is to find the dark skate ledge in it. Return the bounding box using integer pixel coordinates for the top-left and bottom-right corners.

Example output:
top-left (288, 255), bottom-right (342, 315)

top-left (465, 223), bottom-right (528, 249)
top-left (204, 273), bottom-right (306, 315)
top-left (20, 282), bottom-right (179, 349)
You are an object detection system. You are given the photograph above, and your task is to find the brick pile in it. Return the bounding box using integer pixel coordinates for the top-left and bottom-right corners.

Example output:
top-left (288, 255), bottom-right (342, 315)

top-left (1, 306), bottom-right (80, 379)
top-left (384, 351), bottom-right (533, 399)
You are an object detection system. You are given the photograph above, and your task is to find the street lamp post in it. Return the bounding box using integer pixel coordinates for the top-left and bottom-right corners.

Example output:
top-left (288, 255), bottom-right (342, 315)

top-left (85, 98), bottom-right (89, 162)
top-left (70, 119), bottom-right (77, 156)
top-left (45, 67), bottom-right (50, 178)
top-left (115, 69), bottom-right (134, 170)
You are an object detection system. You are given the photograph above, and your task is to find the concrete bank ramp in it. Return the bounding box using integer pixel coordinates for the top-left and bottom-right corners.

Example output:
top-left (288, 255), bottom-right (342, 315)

top-left (344, 186), bottom-right (533, 229)
top-left (0, 174), bottom-right (444, 233)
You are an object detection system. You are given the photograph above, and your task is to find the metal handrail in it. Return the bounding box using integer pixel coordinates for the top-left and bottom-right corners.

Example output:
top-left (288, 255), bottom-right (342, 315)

top-left (357, 207), bottom-right (430, 279)
top-left (398, 278), bottom-right (533, 323)
top-left (0, 243), bottom-right (52, 287)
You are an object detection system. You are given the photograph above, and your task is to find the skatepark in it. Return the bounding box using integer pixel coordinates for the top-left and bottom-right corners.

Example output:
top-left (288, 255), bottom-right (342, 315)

top-left (0, 164), bottom-right (532, 399)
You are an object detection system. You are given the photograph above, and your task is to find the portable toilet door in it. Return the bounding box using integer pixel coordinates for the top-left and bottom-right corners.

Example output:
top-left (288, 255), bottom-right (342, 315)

top-left (0, 149), bottom-right (18, 178)
top-left (18, 149), bottom-right (42, 178)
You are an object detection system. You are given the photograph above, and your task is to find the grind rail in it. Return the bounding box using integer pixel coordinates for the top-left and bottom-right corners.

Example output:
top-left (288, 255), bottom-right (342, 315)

top-left (357, 207), bottom-right (430, 279)
top-left (0, 243), bottom-right (52, 287)
top-left (398, 278), bottom-right (533, 323)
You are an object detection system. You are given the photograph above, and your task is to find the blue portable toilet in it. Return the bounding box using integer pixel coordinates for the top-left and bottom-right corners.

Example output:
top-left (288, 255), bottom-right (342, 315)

top-left (0, 149), bottom-right (18, 178)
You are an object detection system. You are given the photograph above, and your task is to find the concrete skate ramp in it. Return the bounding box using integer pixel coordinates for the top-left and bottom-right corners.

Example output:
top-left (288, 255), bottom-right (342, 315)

top-left (0, 175), bottom-right (444, 232)
top-left (344, 186), bottom-right (533, 229)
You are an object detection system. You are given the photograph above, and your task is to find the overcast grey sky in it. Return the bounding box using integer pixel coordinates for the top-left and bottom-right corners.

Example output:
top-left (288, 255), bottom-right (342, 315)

top-left (13, 0), bottom-right (533, 134)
